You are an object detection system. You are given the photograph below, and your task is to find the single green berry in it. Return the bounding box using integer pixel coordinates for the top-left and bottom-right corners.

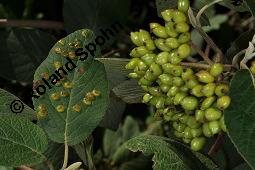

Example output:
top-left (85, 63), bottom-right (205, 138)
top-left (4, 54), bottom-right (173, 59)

top-left (208, 120), bottom-right (221, 135)
top-left (181, 96), bottom-right (199, 111)
top-left (173, 10), bottom-right (187, 23)
top-left (173, 122), bottom-right (186, 132)
top-left (138, 77), bottom-right (151, 86)
top-left (179, 114), bottom-right (189, 124)
top-left (171, 65), bottom-right (183, 76)
top-left (125, 58), bottom-right (140, 69)
top-left (219, 116), bottom-right (227, 132)
top-left (174, 131), bottom-right (184, 138)
top-left (155, 52), bottom-right (169, 65)
top-left (154, 39), bottom-right (171, 52)
top-left (165, 22), bottom-right (179, 37)
top-left (178, 0), bottom-right (190, 13)
top-left (178, 32), bottom-right (191, 43)
top-left (175, 22), bottom-right (190, 33)
top-left (128, 72), bottom-right (139, 79)
top-left (185, 78), bottom-right (199, 89)
top-left (130, 32), bottom-right (143, 46)
top-left (137, 60), bottom-right (148, 71)
top-left (167, 86), bottom-right (179, 97)
top-left (183, 127), bottom-right (193, 139)
top-left (150, 63), bottom-right (162, 76)
top-left (181, 68), bottom-right (194, 80)
top-left (155, 97), bottom-right (165, 109)
top-left (160, 84), bottom-right (170, 92)
top-left (195, 110), bottom-right (205, 122)
top-left (141, 53), bottom-right (156, 66)
top-left (139, 29), bottom-right (151, 42)
top-left (215, 84), bottom-right (229, 97)
top-left (174, 92), bottom-right (187, 105)
top-left (205, 107), bottom-right (222, 121)
top-left (210, 63), bottom-right (224, 77)
top-left (216, 96), bottom-right (231, 110)
top-left (202, 123), bottom-right (213, 137)
top-left (150, 23), bottom-right (168, 38)
top-left (191, 84), bottom-right (203, 97)
top-left (201, 96), bottom-right (216, 110)
top-left (202, 83), bottom-right (216, 97)
top-left (144, 71), bottom-right (157, 81)
top-left (190, 137), bottom-right (206, 151)
top-left (173, 77), bottom-right (185, 86)
top-left (161, 9), bottom-right (174, 22)
top-left (162, 63), bottom-right (175, 73)
top-left (186, 116), bottom-right (201, 128)
top-left (159, 73), bottom-right (173, 84)
top-left (148, 87), bottom-right (161, 96)
top-left (169, 54), bottom-right (183, 65)
top-left (142, 93), bottom-right (153, 103)
top-left (196, 70), bottom-right (215, 83)
top-left (165, 38), bottom-right (180, 49)
top-left (191, 128), bottom-right (203, 138)
top-left (177, 43), bottom-right (191, 59)
top-left (146, 40), bottom-right (156, 51)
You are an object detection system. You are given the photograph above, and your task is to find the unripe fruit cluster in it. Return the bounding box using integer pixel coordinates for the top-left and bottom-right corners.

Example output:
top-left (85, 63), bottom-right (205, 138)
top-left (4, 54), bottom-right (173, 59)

top-left (126, 0), bottom-right (231, 151)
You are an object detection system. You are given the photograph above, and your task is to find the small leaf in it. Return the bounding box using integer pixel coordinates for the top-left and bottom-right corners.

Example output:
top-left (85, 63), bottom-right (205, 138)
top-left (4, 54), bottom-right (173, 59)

top-left (112, 79), bottom-right (145, 104)
top-left (32, 29), bottom-right (109, 145)
top-left (125, 135), bottom-right (217, 170)
top-left (0, 28), bottom-right (56, 83)
top-left (0, 88), bottom-right (36, 120)
top-left (0, 115), bottom-right (48, 167)
top-left (225, 69), bottom-right (255, 169)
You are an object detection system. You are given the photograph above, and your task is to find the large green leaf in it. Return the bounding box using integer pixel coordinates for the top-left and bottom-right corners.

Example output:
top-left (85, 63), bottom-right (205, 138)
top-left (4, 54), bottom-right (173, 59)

top-left (0, 115), bottom-right (48, 167)
top-left (32, 29), bottom-right (109, 145)
top-left (225, 69), bottom-right (255, 169)
top-left (125, 135), bottom-right (218, 170)
top-left (0, 28), bottom-right (56, 83)
top-left (219, 0), bottom-right (248, 12)
top-left (0, 88), bottom-right (36, 120)
top-left (63, 0), bottom-right (130, 49)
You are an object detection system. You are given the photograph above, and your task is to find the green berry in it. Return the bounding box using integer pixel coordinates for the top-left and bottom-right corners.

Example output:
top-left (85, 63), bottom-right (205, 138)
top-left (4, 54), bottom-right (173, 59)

top-left (173, 122), bottom-right (186, 132)
top-left (182, 68), bottom-right (194, 80)
top-left (130, 32), bottom-right (143, 46)
top-left (128, 72), bottom-right (139, 79)
top-left (190, 137), bottom-right (206, 151)
top-left (191, 84), bottom-right (203, 97)
top-left (173, 10), bottom-right (187, 23)
top-left (215, 84), bottom-right (229, 97)
top-left (183, 127), bottom-right (193, 138)
top-left (148, 87), bottom-right (161, 96)
top-left (202, 123), bottom-right (213, 137)
top-left (171, 113), bottom-right (184, 121)
top-left (209, 120), bottom-right (221, 135)
top-left (130, 46), bottom-right (152, 57)
top-left (191, 128), bottom-right (203, 138)
top-left (146, 40), bottom-right (156, 51)
top-left (181, 96), bottom-right (199, 111)
top-left (144, 71), bottom-right (157, 81)
top-left (180, 85), bottom-right (189, 92)
top-left (161, 9), bottom-right (174, 22)
top-left (165, 22), bottom-right (179, 37)
top-left (167, 86), bottom-right (179, 97)
top-left (216, 96), bottom-right (231, 110)
top-left (175, 22), bottom-right (190, 33)
top-left (178, 32), bottom-right (191, 43)
top-left (177, 44), bottom-right (191, 59)
top-left (141, 53), bottom-right (156, 66)
top-left (195, 110), bottom-right (205, 122)
top-left (196, 70), bottom-right (215, 83)
top-left (205, 107), bottom-right (222, 121)
top-left (178, 0), bottom-right (190, 13)
top-left (165, 38), bottom-right (180, 49)
top-left (154, 39), bottom-right (171, 52)
top-left (186, 116), bottom-right (201, 128)
top-left (171, 65), bottom-right (183, 76)
top-left (143, 93), bottom-right (153, 103)
top-left (137, 60), bottom-right (148, 71)
top-left (139, 77), bottom-right (151, 86)
top-left (201, 96), bottom-right (216, 110)
top-left (125, 58), bottom-right (140, 69)
top-left (202, 83), bottom-right (216, 97)
top-left (173, 77), bottom-right (185, 86)
top-left (162, 63), bottom-right (175, 73)
top-left (165, 97), bottom-right (174, 105)
top-left (179, 114), bottom-right (189, 124)
top-left (150, 23), bottom-right (168, 38)
top-left (139, 29), bottom-right (151, 42)
top-left (183, 138), bottom-right (192, 144)
top-left (160, 84), bottom-right (170, 92)
top-left (169, 54), bottom-right (183, 65)
top-left (186, 78), bottom-right (199, 89)
top-left (150, 63), bottom-right (162, 76)
top-left (156, 97), bottom-right (165, 109)
top-left (174, 131), bottom-right (184, 138)
top-left (174, 92), bottom-right (187, 105)
top-left (210, 63), bottom-right (224, 77)
top-left (159, 74), bottom-right (173, 84)
top-left (155, 52), bottom-right (169, 65)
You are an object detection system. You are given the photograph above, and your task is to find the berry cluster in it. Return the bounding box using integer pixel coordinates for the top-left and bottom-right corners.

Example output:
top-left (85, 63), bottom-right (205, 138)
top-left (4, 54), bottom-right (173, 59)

top-left (126, 0), bottom-right (231, 151)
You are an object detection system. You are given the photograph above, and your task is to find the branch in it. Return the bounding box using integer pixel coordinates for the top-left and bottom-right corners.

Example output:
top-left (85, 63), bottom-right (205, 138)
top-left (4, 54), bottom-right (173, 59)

top-left (208, 132), bottom-right (225, 156)
top-left (180, 62), bottom-right (233, 71)
top-left (0, 19), bottom-right (64, 30)
top-left (101, 48), bottom-right (128, 58)
top-left (190, 42), bottom-right (213, 65)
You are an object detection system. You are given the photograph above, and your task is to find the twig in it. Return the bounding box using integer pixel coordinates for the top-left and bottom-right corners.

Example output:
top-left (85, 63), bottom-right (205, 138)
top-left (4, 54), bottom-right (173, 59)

top-left (205, 45), bottom-right (210, 59)
top-left (180, 62), bottom-right (234, 71)
top-left (190, 42), bottom-right (213, 65)
top-left (16, 166), bottom-right (34, 170)
top-left (241, 17), bottom-right (255, 27)
top-left (61, 142), bottom-right (69, 170)
top-left (0, 19), bottom-right (64, 30)
top-left (208, 132), bottom-right (225, 156)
